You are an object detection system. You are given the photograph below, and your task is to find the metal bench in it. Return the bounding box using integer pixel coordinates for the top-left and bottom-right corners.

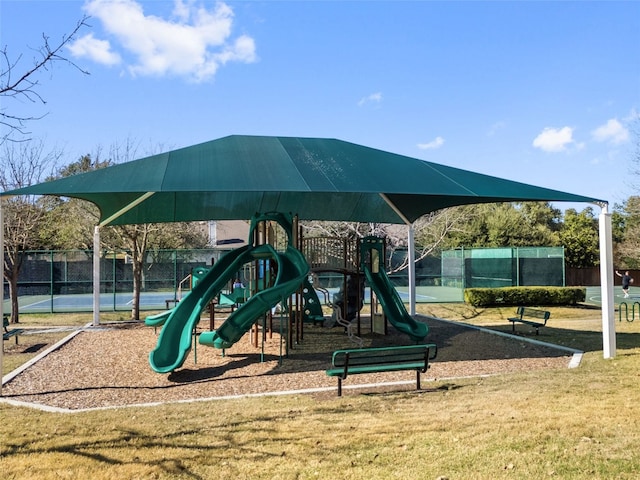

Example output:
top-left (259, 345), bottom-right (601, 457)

top-left (326, 344), bottom-right (437, 396)
top-left (3, 315), bottom-right (24, 345)
top-left (507, 307), bottom-right (550, 335)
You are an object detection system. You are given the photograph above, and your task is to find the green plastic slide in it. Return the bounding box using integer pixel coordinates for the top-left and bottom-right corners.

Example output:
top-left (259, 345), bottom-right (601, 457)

top-left (148, 212), bottom-right (310, 373)
top-left (145, 308), bottom-right (173, 327)
top-left (199, 245), bottom-right (309, 349)
top-left (147, 245), bottom-right (253, 373)
top-left (362, 262), bottom-right (428, 343)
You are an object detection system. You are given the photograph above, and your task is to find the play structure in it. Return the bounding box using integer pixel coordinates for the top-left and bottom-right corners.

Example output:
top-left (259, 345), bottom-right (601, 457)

top-left (146, 213), bottom-right (429, 373)
top-left (146, 212), bottom-right (309, 373)
top-left (299, 234), bottom-right (428, 344)
top-left (360, 237), bottom-right (428, 342)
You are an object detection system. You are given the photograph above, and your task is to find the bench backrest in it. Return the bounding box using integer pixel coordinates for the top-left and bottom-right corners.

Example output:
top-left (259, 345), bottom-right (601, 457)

top-left (332, 344), bottom-right (437, 369)
top-left (516, 307), bottom-right (550, 321)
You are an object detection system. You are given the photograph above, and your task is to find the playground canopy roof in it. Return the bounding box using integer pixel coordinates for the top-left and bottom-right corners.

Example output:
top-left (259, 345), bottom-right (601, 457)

top-left (1, 135), bottom-right (604, 225)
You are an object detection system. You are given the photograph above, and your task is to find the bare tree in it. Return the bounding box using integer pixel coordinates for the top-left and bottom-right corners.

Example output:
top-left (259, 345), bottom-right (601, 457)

top-left (302, 221), bottom-right (386, 241)
top-left (109, 224), bottom-right (156, 321)
top-left (302, 208), bottom-right (471, 274)
top-left (1, 140), bottom-right (62, 323)
top-left (1, 17), bottom-right (90, 143)
top-left (386, 208), bottom-right (476, 274)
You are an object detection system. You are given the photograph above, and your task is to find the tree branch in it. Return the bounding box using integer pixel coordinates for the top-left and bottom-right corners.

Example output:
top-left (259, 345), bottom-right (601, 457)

top-left (1, 16), bottom-right (90, 143)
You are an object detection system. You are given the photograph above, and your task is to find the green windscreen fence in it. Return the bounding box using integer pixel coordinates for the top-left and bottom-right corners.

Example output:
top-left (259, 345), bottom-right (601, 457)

top-left (441, 246), bottom-right (565, 288)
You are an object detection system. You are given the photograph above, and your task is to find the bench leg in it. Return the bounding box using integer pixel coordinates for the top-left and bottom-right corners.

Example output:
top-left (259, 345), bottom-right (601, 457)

top-left (416, 371), bottom-right (421, 391)
top-left (337, 378), bottom-right (343, 397)
top-left (2, 334), bottom-right (19, 345)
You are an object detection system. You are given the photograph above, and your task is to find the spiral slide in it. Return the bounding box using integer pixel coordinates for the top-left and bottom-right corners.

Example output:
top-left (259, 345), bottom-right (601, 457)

top-left (147, 244), bottom-right (252, 373)
top-left (199, 245), bottom-right (309, 349)
top-left (147, 243), bottom-right (309, 373)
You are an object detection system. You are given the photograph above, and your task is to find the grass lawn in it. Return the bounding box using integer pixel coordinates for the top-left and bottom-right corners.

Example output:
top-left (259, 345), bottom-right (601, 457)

top-left (2, 304), bottom-right (640, 479)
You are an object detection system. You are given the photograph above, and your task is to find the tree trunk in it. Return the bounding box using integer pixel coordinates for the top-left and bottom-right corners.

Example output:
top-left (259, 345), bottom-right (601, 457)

top-left (4, 255), bottom-right (23, 324)
top-left (129, 229), bottom-right (148, 321)
top-left (8, 270), bottom-right (20, 323)
top-left (131, 256), bottom-right (142, 321)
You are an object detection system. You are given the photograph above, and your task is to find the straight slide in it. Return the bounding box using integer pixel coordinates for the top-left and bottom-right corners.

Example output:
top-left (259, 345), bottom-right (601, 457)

top-left (199, 245), bottom-right (309, 350)
top-left (147, 245), bottom-right (252, 373)
top-left (363, 264), bottom-right (428, 342)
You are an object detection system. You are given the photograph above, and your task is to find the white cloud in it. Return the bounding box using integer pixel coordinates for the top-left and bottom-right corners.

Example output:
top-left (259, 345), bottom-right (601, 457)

top-left (67, 33), bottom-right (121, 66)
top-left (591, 118), bottom-right (629, 145)
top-left (358, 92), bottom-right (383, 107)
top-left (69, 0), bottom-right (256, 82)
top-left (417, 136), bottom-right (445, 150)
top-left (532, 126), bottom-right (575, 153)
top-left (172, 0), bottom-right (191, 22)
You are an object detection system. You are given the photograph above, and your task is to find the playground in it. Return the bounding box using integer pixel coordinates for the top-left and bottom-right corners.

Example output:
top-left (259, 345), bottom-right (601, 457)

top-left (0, 212), bottom-right (607, 409)
top-left (2, 312), bottom-right (576, 410)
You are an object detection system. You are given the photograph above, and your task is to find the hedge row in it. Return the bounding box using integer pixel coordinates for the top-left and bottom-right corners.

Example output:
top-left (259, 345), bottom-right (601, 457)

top-left (464, 286), bottom-right (586, 307)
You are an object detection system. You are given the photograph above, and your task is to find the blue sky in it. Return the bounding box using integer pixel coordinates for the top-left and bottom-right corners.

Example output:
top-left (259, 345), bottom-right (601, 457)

top-left (2, 0), bottom-right (639, 212)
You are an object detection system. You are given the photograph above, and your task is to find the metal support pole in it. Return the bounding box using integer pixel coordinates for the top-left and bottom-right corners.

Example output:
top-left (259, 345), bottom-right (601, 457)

top-left (408, 225), bottom-right (416, 315)
top-left (599, 204), bottom-right (615, 358)
top-left (93, 226), bottom-right (101, 326)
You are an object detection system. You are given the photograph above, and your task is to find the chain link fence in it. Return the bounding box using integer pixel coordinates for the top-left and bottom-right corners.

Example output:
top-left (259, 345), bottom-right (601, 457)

top-left (7, 249), bottom-right (234, 313)
top-left (5, 246), bottom-right (566, 313)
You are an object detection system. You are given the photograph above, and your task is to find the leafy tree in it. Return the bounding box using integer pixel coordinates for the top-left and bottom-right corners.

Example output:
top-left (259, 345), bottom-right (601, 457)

top-left (617, 115), bottom-right (640, 268)
top-left (442, 202), bottom-right (561, 249)
top-left (613, 197), bottom-right (640, 269)
top-left (1, 140), bottom-right (62, 322)
top-left (559, 207), bottom-right (600, 268)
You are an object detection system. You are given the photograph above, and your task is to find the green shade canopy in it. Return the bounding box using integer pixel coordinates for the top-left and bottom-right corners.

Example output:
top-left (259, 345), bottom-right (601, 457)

top-left (1, 135), bottom-right (603, 225)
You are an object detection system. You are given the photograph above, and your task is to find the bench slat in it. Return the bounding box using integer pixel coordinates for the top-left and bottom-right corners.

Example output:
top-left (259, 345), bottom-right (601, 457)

top-left (332, 351), bottom-right (429, 367)
top-left (326, 362), bottom-right (426, 377)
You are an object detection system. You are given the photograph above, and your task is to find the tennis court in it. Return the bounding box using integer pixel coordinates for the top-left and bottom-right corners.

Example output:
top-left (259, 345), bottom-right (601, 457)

top-left (8, 284), bottom-right (618, 315)
top-left (5, 285), bottom-right (464, 314)
top-left (8, 292), bottom-right (175, 313)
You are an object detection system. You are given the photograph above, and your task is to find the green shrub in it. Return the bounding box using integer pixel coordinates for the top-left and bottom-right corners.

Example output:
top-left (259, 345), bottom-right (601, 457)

top-left (464, 286), bottom-right (586, 307)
